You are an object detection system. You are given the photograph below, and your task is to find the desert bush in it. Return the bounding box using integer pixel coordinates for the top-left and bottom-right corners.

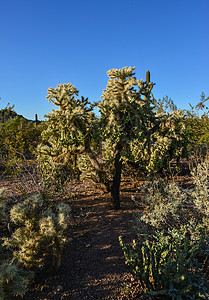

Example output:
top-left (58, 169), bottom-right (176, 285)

top-left (120, 161), bottom-right (209, 299)
top-left (0, 108), bottom-right (44, 175)
top-left (137, 162), bottom-right (209, 235)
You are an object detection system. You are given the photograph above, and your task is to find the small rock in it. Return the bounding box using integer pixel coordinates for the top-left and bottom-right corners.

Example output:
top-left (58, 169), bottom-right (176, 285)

top-left (57, 285), bottom-right (63, 292)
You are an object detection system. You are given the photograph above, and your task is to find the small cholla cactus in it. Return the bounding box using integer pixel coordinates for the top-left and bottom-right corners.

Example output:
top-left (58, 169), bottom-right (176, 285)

top-left (4, 192), bottom-right (71, 271)
top-left (0, 188), bottom-right (32, 299)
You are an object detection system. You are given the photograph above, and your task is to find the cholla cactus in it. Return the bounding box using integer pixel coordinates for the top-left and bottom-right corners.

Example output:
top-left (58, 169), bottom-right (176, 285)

top-left (0, 187), bottom-right (71, 298)
top-left (99, 66), bottom-right (156, 145)
top-left (0, 188), bottom-right (32, 299)
top-left (4, 193), bottom-right (71, 270)
top-left (39, 203), bottom-right (71, 270)
top-left (38, 69), bottom-right (187, 210)
top-left (128, 109), bottom-right (187, 173)
top-left (98, 66), bottom-right (159, 209)
top-left (37, 83), bottom-right (97, 190)
top-left (46, 83), bottom-right (79, 109)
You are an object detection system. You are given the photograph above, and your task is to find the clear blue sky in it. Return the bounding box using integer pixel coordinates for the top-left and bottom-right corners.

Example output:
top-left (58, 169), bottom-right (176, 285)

top-left (0, 0), bottom-right (209, 120)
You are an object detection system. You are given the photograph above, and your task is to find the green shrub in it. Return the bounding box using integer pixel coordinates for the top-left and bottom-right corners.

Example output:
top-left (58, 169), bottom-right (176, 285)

top-left (0, 114), bottom-right (44, 175)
